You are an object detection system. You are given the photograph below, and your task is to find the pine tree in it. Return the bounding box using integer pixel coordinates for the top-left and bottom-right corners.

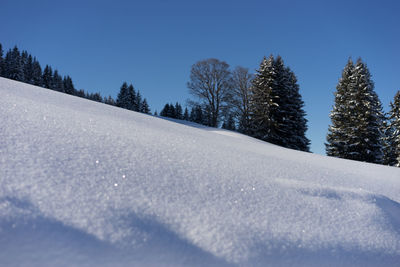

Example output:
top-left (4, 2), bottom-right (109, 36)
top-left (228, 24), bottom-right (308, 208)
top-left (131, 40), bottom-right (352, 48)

top-left (250, 55), bottom-right (309, 151)
top-left (24, 54), bottom-right (34, 84)
top-left (190, 105), bottom-right (204, 124)
top-left (135, 91), bottom-right (142, 112)
top-left (63, 75), bottom-right (75, 95)
top-left (387, 91), bottom-right (400, 166)
top-left (175, 102), bottom-right (183, 119)
top-left (105, 95), bottom-right (116, 106)
top-left (0, 43), bottom-right (3, 76)
top-left (20, 50), bottom-right (28, 83)
top-left (382, 114), bottom-right (397, 166)
top-left (116, 82), bottom-right (129, 108)
top-left (326, 58), bottom-right (384, 164)
top-left (183, 107), bottom-right (189, 121)
top-left (52, 70), bottom-right (64, 92)
top-left (140, 98), bottom-right (151, 114)
top-left (5, 46), bottom-right (24, 81)
top-left (285, 67), bottom-right (310, 151)
top-left (160, 103), bottom-right (170, 117)
top-left (32, 58), bottom-right (42, 86)
top-left (168, 104), bottom-right (176, 118)
top-left (326, 59), bottom-right (355, 158)
top-left (42, 65), bottom-right (53, 89)
top-left (127, 84), bottom-right (136, 110)
top-left (348, 59), bottom-right (384, 163)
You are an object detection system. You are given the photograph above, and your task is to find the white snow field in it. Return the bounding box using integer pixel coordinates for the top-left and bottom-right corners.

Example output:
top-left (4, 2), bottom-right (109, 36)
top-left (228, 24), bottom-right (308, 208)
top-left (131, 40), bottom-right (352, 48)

top-left (1, 77), bottom-right (400, 266)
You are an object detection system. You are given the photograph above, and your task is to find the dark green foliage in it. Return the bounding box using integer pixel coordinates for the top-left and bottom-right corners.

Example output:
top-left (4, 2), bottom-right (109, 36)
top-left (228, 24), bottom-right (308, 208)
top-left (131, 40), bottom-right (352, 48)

top-left (0, 43), bottom-right (152, 111)
top-left (32, 58), bottom-right (42, 86)
top-left (63, 75), bottom-right (75, 95)
top-left (140, 98), bottom-right (151, 114)
top-left (42, 65), bottom-right (53, 89)
top-left (190, 105), bottom-right (204, 124)
top-left (4, 46), bottom-right (25, 81)
top-left (0, 43), bottom-right (3, 76)
top-left (135, 91), bottom-right (142, 112)
top-left (127, 84), bottom-right (137, 110)
top-left (382, 116), bottom-right (397, 166)
top-left (160, 102), bottom-right (184, 119)
top-left (386, 91), bottom-right (400, 166)
top-left (174, 102), bottom-right (183, 119)
top-left (160, 103), bottom-right (175, 118)
top-left (250, 55), bottom-right (310, 151)
top-left (116, 82), bottom-right (130, 108)
top-left (23, 54), bottom-right (34, 84)
top-left (326, 58), bottom-right (384, 164)
top-left (183, 108), bottom-right (189, 121)
top-left (86, 92), bottom-right (103, 102)
top-left (52, 70), bottom-right (64, 92)
top-left (105, 95), bottom-right (116, 106)
top-left (326, 59), bottom-right (355, 158)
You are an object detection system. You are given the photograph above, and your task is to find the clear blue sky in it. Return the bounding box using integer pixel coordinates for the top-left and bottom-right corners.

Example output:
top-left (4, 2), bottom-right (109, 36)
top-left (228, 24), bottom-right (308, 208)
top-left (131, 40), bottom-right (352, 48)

top-left (1, 0), bottom-right (399, 154)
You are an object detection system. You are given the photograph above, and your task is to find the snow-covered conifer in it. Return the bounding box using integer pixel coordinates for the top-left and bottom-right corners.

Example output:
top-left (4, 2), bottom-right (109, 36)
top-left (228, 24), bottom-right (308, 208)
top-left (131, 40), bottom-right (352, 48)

top-left (250, 55), bottom-right (309, 151)
top-left (326, 59), bottom-right (355, 157)
top-left (116, 82), bottom-right (129, 108)
top-left (327, 58), bottom-right (384, 164)
top-left (388, 91), bottom-right (400, 166)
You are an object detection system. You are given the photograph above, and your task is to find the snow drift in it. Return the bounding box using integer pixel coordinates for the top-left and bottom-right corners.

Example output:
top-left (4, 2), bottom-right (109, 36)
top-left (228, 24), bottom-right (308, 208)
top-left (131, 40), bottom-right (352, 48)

top-left (0, 77), bottom-right (399, 266)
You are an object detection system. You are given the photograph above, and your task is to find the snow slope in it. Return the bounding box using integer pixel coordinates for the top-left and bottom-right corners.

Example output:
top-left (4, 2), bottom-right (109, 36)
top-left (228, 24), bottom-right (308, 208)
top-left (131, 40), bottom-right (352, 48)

top-left (1, 77), bottom-right (399, 266)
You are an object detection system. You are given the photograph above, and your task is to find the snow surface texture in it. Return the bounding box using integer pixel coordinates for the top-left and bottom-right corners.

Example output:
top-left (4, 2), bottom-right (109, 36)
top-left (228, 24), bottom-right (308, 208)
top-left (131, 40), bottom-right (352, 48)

top-left (1, 77), bottom-right (400, 266)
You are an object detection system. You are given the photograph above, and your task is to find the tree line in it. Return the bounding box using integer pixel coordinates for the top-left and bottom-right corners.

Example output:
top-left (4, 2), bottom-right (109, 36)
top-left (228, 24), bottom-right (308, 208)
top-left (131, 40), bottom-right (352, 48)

top-left (0, 43), bottom-right (150, 114)
top-left (1, 43), bottom-right (399, 166)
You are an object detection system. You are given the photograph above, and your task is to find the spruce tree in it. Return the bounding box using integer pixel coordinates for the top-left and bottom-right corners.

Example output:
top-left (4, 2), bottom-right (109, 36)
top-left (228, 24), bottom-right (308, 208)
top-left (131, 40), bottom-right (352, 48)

top-left (387, 91), bottom-right (400, 166)
top-left (382, 114), bottom-right (397, 166)
top-left (285, 67), bottom-right (310, 151)
top-left (116, 82), bottom-right (129, 108)
top-left (140, 98), bottom-right (151, 114)
top-left (326, 58), bottom-right (384, 164)
top-left (0, 43), bottom-right (3, 76)
top-left (32, 58), bottom-right (42, 86)
top-left (326, 59), bottom-right (355, 158)
top-left (24, 54), bottom-right (34, 84)
top-left (160, 104), bottom-right (170, 117)
top-left (127, 84), bottom-right (136, 110)
top-left (250, 55), bottom-right (309, 151)
top-left (135, 91), bottom-right (142, 112)
top-left (190, 105), bottom-right (204, 124)
top-left (42, 65), bottom-right (53, 89)
top-left (53, 70), bottom-right (64, 92)
top-left (183, 107), bottom-right (190, 121)
top-left (348, 59), bottom-right (384, 163)
top-left (175, 102), bottom-right (183, 119)
top-left (20, 51), bottom-right (28, 83)
top-left (63, 75), bottom-right (75, 95)
top-left (5, 46), bottom-right (24, 81)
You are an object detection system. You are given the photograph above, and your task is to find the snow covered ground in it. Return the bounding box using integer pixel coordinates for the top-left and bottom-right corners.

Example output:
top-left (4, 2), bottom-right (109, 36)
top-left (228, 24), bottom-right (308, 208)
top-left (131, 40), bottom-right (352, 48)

top-left (0, 77), bottom-right (399, 266)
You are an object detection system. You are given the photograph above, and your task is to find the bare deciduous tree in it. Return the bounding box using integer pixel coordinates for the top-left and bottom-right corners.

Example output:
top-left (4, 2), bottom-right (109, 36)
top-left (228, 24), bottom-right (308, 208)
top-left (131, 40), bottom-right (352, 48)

top-left (187, 58), bottom-right (232, 127)
top-left (230, 66), bottom-right (253, 134)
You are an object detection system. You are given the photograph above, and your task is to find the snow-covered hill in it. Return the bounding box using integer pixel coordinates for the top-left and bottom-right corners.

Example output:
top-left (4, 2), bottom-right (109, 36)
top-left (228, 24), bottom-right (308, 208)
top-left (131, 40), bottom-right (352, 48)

top-left (1, 77), bottom-right (399, 266)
